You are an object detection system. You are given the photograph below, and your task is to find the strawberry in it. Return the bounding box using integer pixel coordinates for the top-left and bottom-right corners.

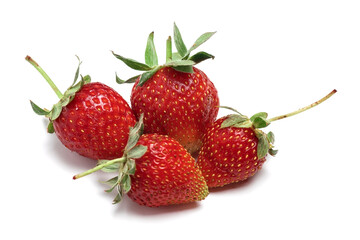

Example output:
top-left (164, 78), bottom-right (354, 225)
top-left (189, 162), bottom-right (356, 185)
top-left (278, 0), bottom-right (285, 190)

top-left (197, 90), bottom-right (337, 188)
top-left (27, 56), bottom-right (136, 160)
top-left (113, 23), bottom-right (219, 155)
top-left (73, 115), bottom-right (209, 207)
top-left (127, 133), bottom-right (209, 206)
top-left (198, 116), bottom-right (267, 188)
top-left (130, 66), bottom-right (219, 155)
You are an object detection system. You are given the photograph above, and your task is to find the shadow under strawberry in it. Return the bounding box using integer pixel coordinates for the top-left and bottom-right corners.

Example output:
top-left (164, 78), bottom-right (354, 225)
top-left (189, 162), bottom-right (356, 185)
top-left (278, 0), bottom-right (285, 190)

top-left (208, 168), bottom-right (270, 194)
top-left (113, 196), bottom-right (202, 216)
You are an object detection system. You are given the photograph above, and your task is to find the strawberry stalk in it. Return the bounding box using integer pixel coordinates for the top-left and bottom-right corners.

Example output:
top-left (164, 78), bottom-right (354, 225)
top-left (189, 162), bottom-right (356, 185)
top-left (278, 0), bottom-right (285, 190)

top-left (27, 55), bottom-right (91, 133)
top-left (25, 56), bottom-right (64, 99)
top-left (220, 89), bottom-right (337, 159)
top-left (73, 157), bottom-right (126, 179)
top-left (268, 89), bottom-right (337, 123)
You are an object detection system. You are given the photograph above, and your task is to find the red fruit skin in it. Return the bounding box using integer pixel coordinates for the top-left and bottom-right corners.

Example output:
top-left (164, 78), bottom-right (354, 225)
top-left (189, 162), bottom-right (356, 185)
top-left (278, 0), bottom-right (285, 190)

top-left (127, 134), bottom-right (209, 207)
top-left (130, 67), bottom-right (219, 155)
top-left (197, 116), bottom-right (267, 188)
top-left (53, 82), bottom-right (136, 160)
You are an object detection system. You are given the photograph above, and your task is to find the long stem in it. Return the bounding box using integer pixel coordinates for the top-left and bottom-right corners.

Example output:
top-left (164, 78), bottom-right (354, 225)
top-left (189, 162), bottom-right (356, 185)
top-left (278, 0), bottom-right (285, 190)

top-left (25, 56), bottom-right (64, 99)
top-left (268, 89), bottom-right (337, 123)
top-left (73, 157), bottom-right (126, 180)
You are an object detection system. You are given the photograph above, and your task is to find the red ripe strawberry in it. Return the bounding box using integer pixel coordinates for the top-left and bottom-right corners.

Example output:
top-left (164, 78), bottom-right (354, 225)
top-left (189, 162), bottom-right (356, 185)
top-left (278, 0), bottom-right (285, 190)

top-left (198, 116), bottom-right (267, 187)
top-left (127, 134), bottom-right (208, 207)
top-left (73, 115), bottom-right (209, 207)
top-left (113, 23), bottom-right (219, 154)
top-left (198, 90), bottom-right (337, 188)
top-left (130, 66), bottom-right (219, 155)
top-left (52, 82), bottom-right (136, 160)
top-left (27, 56), bottom-right (136, 160)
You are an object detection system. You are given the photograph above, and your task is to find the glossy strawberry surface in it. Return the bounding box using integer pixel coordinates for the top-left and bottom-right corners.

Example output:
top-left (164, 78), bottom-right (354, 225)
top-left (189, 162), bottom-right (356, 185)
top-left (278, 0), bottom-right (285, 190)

top-left (130, 67), bottom-right (219, 155)
top-left (127, 134), bottom-right (209, 207)
top-left (53, 82), bottom-right (136, 160)
top-left (197, 116), bottom-right (267, 188)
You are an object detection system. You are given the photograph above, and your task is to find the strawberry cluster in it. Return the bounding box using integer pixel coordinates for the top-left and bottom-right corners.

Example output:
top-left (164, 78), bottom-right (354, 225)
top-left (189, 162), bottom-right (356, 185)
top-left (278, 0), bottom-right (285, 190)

top-left (29, 24), bottom-right (336, 208)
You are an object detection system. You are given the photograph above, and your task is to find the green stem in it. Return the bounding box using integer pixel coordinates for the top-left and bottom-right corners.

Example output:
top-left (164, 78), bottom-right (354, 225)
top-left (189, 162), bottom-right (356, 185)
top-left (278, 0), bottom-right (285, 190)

top-left (26, 56), bottom-right (64, 99)
top-left (268, 89), bottom-right (337, 123)
top-left (166, 36), bottom-right (172, 63)
top-left (73, 157), bottom-right (126, 180)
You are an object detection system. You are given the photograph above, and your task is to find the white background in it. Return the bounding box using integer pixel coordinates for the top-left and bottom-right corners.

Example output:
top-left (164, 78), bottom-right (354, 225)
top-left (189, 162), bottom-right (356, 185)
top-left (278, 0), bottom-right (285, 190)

top-left (1, 0), bottom-right (359, 239)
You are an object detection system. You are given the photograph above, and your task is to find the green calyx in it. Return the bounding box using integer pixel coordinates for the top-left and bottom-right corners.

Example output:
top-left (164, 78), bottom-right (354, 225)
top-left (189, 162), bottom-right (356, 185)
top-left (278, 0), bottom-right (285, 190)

top-left (113, 22), bottom-right (216, 87)
top-left (220, 89), bottom-right (337, 159)
top-left (27, 56), bottom-right (91, 133)
top-left (73, 114), bottom-right (147, 204)
top-left (220, 106), bottom-right (277, 159)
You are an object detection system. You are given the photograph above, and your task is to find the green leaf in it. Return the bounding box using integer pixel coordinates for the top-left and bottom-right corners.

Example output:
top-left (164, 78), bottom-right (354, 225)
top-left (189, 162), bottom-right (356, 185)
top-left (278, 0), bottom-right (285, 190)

top-left (189, 51), bottom-right (215, 64)
top-left (138, 66), bottom-right (161, 87)
top-left (256, 131), bottom-right (270, 159)
top-left (127, 145), bottom-right (147, 159)
top-left (82, 75), bottom-right (91, 84)
top-left (126, 159), bottom-right (136, 175)
top-left (252, 116), bottom-right (270, 129)
top-left (126, 131), bottom-right (141, 151)
top-left (30, 100), bottom-right (49, 116)
top-left (172, 65), bottom-right (194, 73)
top-left (145, 32), bottom-right (158, 67)
top-left (72, 56), bottom-right (82, 86)
top-left (185, 31), bottom-right (216, 58)
top-left (62, 95), bottom-right (73, 106)
top-left (125, 114), bottom-right (144, 151)
top-left (47, 121), bottom-right (55, 133)
top-left (269, 148), bottom-right (278, 156)
top-left (102, 162), bottom-right (121, 173)
top-left (104, 177), bottom-right (120, 193)
top-left (49, 102), bottom-right (62, 121)
top-left (64, 74), bottom-right (89, 98)
top-left (250, 112), bottom-right (268, 122)
top-left (173, 22), bottom-right (188, 57)
top-left (64, 80), bottom-right (83, 97)
top-left (68, 75), bottom-right (89, 98)
top-left (116, 73), bottom-right (139, 84)
top-left (105, 185), bottom-right (118, 193)
top-left (103, 176), bottom-right (119, 186)
top-left (221, 114), bottom-right (249, 128)
top-left (112, 52), bottom-right (152, 71)
top-left (233, 121), bottom-right (253, 128)
top-left (112, 185), bottom-right (124, 204)
top-left (172, 52), bottom-right (182, 61)
top-left (96, 160), bottom-right (121, 173)
top-left (120, 174), bottom-right (132, 194)
top-left (49, 74), bottom-right (90, 121)
top-left (165, 59), bottom-right (195, 67)
top-left (166, 36), bottom-right (172, 63)
top-left (251, 112), bottom-right (269, 129)
top-left (267, 131), bottom-right (275, 144)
